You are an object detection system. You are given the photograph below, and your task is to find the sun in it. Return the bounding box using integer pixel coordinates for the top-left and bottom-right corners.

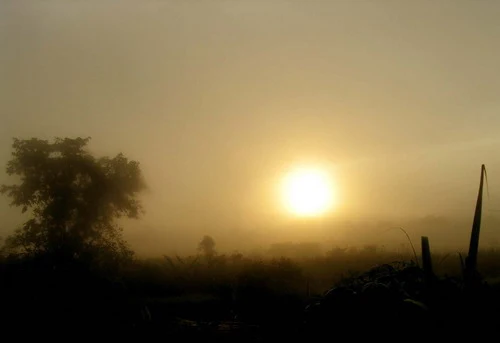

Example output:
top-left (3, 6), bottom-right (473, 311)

top-left (282, 167), bottom-right (335, 217)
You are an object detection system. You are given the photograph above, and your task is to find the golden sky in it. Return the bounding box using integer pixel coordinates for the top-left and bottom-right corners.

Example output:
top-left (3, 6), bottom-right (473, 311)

top-left (1, 1), bottom-right (500, 253)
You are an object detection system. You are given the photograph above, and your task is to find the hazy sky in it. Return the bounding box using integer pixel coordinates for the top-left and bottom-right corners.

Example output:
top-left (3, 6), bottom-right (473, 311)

top-left (1, 1), bottom-right (500, 254)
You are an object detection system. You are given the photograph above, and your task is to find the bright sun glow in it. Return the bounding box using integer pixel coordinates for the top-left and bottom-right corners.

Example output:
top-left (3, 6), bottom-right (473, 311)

top-left (282, 167), bottom-right (335, 217)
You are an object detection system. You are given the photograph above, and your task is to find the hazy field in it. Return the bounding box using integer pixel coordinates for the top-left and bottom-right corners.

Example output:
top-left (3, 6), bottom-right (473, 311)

top-left (2, 244), bottom-right (500, 341)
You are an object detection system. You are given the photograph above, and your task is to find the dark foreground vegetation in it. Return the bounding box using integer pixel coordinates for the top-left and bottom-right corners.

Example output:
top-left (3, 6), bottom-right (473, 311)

top-left (2, 248), bottom-right (500, 341)
top-left (0, 138), bottom-right (499, 341)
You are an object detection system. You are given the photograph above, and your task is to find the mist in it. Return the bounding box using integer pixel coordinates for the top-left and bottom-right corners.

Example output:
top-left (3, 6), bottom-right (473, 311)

top-left (2, 0), bottom-right (500, 256)
top-left (4, 2), bottom-right (500, 341)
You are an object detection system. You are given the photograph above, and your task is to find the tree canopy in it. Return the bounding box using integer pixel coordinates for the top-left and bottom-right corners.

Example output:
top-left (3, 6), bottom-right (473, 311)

top-left (0, 137), bottom-right (145, 262)
top-left (198, 235), bottom-right (216, 259)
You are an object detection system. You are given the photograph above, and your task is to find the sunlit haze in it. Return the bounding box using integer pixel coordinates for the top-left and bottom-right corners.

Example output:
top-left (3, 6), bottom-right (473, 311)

top-left (1, 1), bottom-right (500, 256)
top-left (282, 167), bottom-right (334, 217)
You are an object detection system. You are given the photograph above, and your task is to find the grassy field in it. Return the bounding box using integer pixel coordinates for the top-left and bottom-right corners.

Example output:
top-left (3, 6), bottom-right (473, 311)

top-left (2, 246), bottom-right (500, 341)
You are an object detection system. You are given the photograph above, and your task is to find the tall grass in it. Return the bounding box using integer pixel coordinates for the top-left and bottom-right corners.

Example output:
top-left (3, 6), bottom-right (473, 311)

top-left (465, 164), bottom-right (487, 286)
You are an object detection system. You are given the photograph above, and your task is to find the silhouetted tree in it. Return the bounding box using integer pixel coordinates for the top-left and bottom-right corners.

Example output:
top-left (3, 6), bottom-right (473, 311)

top-left (198, 235), bottom-right (216, 260)
top-left (0, 137), bottom-right (145, 263)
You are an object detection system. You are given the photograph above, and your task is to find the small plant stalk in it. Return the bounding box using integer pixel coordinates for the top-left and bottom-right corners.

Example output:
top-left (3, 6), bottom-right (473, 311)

top-left (398, 227), bottom-right (419, 267)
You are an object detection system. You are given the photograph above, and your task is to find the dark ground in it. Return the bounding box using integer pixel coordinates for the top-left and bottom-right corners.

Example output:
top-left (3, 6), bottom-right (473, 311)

top-left (2, 250), bottom-right (500, 341)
